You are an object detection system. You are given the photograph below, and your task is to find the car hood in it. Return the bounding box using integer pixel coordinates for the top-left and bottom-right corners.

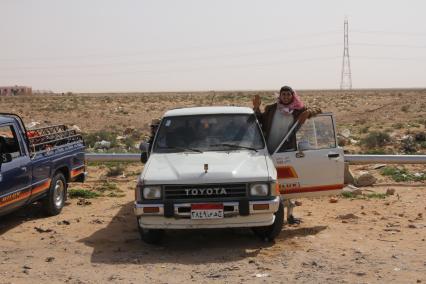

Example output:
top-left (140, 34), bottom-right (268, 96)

top-left (141, 151), bottom-right (272, 184)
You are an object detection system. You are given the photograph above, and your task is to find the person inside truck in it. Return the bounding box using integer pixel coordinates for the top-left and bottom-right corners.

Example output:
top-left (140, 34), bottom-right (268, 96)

top-left (0, 127), bottom-right (21, 159)
top-left (252, 85), bottom-right (321, 224)
top-left (0, 136), bottom-right (6, 156)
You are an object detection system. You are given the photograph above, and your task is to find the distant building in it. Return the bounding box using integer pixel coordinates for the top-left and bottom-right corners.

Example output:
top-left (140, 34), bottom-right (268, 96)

top-left (0, 86), bottom-right (32, 96)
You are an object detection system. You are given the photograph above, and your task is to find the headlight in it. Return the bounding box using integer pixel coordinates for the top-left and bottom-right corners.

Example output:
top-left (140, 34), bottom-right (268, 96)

top-left (143, 186), bottom-right (162, 199)
top-left (250, 183), bottom-right (269, 196)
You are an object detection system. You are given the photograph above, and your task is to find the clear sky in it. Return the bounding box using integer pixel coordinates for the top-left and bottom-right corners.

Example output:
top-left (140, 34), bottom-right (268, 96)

top-left (1, 0), bottom-right (425, 92)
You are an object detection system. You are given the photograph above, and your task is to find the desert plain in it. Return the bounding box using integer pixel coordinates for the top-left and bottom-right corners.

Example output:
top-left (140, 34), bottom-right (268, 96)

top-left (0, 89), bottom-right (425, 283)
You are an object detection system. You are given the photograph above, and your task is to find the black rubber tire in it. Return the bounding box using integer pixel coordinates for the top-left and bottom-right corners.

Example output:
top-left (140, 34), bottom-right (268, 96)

top-left (137, 218), bottom-right (164, 245)
top-left (43, 172), bottom-right (67, 216)
top-left (252, 201), bottom-right (284, 242)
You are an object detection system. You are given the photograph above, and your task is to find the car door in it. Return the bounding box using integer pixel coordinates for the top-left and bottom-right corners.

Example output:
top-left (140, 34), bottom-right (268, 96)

top-left (0, 123), bottom-right (32, 211)
top-left (271, 113), bottom-right (344, 199)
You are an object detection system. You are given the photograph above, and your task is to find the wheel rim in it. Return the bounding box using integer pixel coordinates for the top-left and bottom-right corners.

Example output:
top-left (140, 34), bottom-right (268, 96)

top-left (53, 179), bottom-right (65, 208)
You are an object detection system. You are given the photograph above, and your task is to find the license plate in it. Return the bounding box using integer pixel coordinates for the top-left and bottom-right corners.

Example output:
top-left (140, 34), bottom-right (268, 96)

top-left (191, 203), bottom-right (224, 219)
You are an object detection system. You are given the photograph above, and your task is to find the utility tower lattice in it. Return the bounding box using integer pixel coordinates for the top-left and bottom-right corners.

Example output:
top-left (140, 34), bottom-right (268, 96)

top-left (340, 18), bottom-right (352, 90)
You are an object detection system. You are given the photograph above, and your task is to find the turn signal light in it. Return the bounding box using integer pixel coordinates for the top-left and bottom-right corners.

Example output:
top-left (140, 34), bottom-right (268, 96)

top-left (143, 207), bottom-right (160, 213)
top-left (253, 204), bottom-right (269, 211)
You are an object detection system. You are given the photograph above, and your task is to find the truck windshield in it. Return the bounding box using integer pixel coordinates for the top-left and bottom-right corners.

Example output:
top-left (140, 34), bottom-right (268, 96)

top-left (153, 114), bottom-right (265, 153)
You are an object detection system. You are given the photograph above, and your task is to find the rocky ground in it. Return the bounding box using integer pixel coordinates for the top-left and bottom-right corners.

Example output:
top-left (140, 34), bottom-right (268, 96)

top-left (0, 89), bottom-right (425, 154)
top-left (0, 163), bottom-right (425, 284)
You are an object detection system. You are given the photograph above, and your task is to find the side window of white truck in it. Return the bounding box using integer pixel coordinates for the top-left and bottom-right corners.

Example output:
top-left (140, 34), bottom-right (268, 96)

top-left (296, 115), bottom-right (337, 150)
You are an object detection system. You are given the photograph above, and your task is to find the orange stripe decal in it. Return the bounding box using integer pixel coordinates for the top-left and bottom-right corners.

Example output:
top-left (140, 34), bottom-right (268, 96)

top-left (0, 189), bottom-right (31, 207)
top-left (279, 184), bottom-right (344, 194)
top-left (32, 180), bottom-right (51, 195)
top-left (276, 166), bottom-right (298, 179)
top-left (71, 168), bottom-right (84, 178)
top-left (0, 179), bottom-right (52, 208)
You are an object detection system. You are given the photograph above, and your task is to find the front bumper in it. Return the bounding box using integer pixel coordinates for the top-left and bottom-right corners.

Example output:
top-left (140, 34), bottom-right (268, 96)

top-left (134, 196), bottom-right (281, 229)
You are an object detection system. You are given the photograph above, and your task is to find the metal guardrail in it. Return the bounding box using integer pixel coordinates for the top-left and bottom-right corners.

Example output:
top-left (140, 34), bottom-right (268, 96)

top-left (85, 153), bottom-right (426, 164)
top-left (344, 154), bottom-right (426, 164)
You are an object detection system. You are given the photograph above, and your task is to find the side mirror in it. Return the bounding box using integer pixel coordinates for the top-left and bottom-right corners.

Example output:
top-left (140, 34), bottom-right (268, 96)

top-left (139, 142), bottom-right (150, 164)
top-left (296, 141), bottom-right (309, 158)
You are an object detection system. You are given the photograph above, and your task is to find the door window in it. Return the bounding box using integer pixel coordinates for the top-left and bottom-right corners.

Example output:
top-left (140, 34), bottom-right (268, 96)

top-left (0, 125), bottom-right (22, 160)
top-left (296, 115), bottom-right (336, 150)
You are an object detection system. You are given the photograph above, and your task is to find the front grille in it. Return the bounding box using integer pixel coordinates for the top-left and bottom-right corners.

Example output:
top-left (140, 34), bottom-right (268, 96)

top-left (164, 183), bottom-right (247, 200)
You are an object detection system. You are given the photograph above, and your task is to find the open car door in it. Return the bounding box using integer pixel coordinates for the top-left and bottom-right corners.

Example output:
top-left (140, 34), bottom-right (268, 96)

top-left (271, 113), bottom-right (344, 199)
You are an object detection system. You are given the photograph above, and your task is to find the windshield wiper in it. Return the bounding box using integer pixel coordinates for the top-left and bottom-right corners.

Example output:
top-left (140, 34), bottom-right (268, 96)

top-left (159, 146), bottom-right (202, 153)
top-left (212, 143), bottom-right (258, 152)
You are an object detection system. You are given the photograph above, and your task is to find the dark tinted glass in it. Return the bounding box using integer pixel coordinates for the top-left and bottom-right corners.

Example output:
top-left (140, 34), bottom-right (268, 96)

top-left (153, 114), bottom-right (265, 153)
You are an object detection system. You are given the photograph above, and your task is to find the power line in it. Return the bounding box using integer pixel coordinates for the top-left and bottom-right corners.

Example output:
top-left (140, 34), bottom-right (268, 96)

top-left (0, 31), bottom-right (341, 62)
top-left (351, 43), bottom-right (426, 49)
top-left (0, 56), bottom-right (341, 78)
top-left (0, 43), bottom-right (341, 71)
top-left (352, 56), bottom-right (426, 61)
top-left (351, 30), bottom-right (426, 37)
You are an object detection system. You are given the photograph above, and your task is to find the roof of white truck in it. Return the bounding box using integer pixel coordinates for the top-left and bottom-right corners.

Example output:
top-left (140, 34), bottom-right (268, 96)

top-left (163, 106), bottom-right (254, 117)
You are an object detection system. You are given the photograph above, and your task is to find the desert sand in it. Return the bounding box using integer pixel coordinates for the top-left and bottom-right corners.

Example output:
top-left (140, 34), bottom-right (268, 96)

top-left (0, 89), bottom-right (425, 283)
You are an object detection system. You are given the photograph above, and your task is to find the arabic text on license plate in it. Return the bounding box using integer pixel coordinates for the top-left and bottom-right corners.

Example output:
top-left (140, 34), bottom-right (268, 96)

top-left (191, 204), bottom-right (224, 219)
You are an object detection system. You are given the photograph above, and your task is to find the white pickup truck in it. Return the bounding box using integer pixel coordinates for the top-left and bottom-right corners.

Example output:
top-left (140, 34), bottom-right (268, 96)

top-left (135, 106), bottom-right (344, 244)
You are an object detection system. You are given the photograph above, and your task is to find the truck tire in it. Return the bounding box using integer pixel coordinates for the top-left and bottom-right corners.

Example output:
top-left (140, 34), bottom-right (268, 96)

top-left (43, 172), bottom-right (67, 216)
top-left (137, 218), bottom-right (164, 245)
top-left (252, 201), bottom-right (284, 242)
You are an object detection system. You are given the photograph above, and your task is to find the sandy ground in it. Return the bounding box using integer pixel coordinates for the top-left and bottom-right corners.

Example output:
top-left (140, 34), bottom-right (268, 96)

top-left (0, 90), bottom-right (425, 283)
top-left (1, 163), bottom-right (425, 284)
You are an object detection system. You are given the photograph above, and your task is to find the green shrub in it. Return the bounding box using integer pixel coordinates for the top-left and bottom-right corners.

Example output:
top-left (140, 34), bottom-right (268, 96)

top-left (341, 191), bottom-right (357, 198)
top-left (400, 136), bottom-right (417, 153)
top-left (392, 122), bottom-right (404, 129)
top-left (68, 189), bottom-right (100, 199)
top-left (361, 131), bottom-right (391, 148)
top-left (341, 191), bottom-right (387, 199)
top-left (106, 192), bottom-right (126, 198)
top-left (87, 161), bottom-right (133, 167)
top-left (105, 163), bottom-right (126, 177)
top-left (82, 130), bottom-right (118, 148)
top-left (364, 193), bottom-right (387, 199)
top-left (415, 132), bottom-right (426, 142)
top-left (362, 148), bottom-right (389, 154)
top-left (401, 105), bottom-right (410, 112)
top-left (380, 166), bottom-right (426, 182)
top-left (360, 126), bottom-right (370, 134)
top-left (124, 136), bottom-right (139, 152)
top-left (96, 181), bottom-right (119, 192)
